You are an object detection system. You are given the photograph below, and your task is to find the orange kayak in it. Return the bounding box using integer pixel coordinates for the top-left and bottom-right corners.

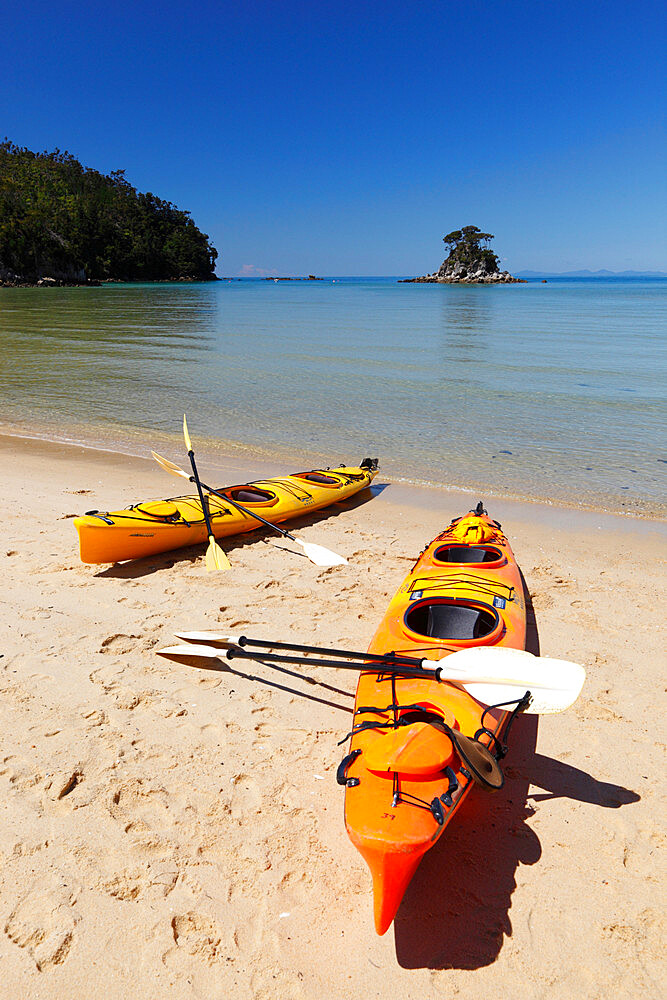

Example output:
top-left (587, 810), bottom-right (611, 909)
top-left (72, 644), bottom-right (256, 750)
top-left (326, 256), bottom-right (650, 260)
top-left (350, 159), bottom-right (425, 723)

top-left (341, 505), bottom-right (527, 934)
top-left (75, 459), bottom-right (378, 564)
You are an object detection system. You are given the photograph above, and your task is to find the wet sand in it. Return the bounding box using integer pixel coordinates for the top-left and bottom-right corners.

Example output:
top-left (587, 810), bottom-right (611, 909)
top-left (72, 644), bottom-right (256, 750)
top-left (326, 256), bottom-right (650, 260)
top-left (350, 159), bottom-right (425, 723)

top-left (1, 433), bottom-right (664, 998)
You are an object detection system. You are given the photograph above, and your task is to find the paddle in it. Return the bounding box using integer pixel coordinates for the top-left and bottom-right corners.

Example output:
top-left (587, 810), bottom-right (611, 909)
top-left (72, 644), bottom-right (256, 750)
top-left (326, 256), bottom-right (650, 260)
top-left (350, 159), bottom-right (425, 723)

top-left (174, 630), bottom-right (427, 666)
top-left (151, 449), bottom-right (347, 568)
top-left (182, 415), bottom-right (231, 571)
top-left (173, 631), bottom-right (586, 708)
top-left (157, 641), bottom-right (585, 715)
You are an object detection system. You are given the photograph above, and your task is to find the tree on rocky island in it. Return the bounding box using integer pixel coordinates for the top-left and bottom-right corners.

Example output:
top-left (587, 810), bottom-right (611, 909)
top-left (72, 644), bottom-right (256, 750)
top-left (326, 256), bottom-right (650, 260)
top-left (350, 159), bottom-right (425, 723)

top-left (443, 226), bottom-right (495, 251)
top-left (441, 225), bottom-right (500, 274)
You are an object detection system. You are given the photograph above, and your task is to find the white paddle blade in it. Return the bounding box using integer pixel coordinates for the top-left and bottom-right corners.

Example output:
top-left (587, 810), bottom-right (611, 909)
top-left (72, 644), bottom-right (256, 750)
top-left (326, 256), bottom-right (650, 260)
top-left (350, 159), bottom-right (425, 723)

top-left (205, 539), bottom-right (232, 572)
top-left (433, 646), bottom-right (585, 688)
top-left (431, 647), bottom-right (585, 714)
top-left (174, 631), bottom-right (246, 646)
top-left (458, 680), bottom-right (578, 715)
top-left (158, 643), bottom-right (229, 659)
top-left (151, 450), bottom-right (190, 479)
top-left (296, 538), bottom-right (347, 567)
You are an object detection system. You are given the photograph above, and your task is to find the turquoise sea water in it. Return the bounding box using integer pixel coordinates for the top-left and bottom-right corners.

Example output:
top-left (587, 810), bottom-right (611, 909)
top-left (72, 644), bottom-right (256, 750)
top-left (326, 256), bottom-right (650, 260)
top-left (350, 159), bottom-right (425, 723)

top-left (1, 277), bottom-right (665, 516)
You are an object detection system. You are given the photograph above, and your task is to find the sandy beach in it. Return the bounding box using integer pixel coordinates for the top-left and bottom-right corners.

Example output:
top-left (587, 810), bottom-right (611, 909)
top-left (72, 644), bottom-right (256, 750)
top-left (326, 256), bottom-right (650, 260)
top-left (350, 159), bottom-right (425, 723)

top-left (1, 432), bottom-right (664, 999)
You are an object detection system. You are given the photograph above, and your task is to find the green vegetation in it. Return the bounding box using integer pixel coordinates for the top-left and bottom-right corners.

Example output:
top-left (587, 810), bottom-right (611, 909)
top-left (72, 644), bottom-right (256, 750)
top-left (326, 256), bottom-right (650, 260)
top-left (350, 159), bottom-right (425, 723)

top-left (0, 140), bottom-right (218, 283)
top-left (442, 225), bottom-right (499, 274)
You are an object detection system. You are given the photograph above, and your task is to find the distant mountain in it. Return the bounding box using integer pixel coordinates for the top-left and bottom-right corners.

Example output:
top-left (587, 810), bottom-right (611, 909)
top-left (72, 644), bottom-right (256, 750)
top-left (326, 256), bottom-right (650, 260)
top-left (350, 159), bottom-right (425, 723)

top-left (517, 269), bottom-right (667, 278)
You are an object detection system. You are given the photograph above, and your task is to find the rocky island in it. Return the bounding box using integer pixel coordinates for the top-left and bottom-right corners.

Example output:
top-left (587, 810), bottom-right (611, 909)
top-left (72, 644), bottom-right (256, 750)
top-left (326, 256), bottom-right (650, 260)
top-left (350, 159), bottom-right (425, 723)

top-left (0, 141), bottom-right (218, 286)
top-left (401, 226), bottom-right (524, 283)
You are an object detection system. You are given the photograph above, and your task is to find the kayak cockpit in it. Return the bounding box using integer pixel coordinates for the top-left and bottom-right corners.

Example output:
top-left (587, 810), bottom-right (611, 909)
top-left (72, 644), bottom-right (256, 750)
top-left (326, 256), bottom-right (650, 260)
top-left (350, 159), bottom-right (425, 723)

top-left (295, 472), bottom-right (345, 487)
top-left (225, 486), bottom-right (278, 506)
top-left (432, 543), bottom-right (505, 565)
top-left (404, 598), bottom-right (501, 642)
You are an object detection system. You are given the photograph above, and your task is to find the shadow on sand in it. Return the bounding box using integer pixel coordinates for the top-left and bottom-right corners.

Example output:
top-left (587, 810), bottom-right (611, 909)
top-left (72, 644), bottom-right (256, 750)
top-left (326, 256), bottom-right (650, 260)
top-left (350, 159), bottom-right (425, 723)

top-left (158, 649), bottom-right (355, 715)
top-left (393, 717), bottom-right (640, 970)
top-left (394, 712), bottom-right (540, 970)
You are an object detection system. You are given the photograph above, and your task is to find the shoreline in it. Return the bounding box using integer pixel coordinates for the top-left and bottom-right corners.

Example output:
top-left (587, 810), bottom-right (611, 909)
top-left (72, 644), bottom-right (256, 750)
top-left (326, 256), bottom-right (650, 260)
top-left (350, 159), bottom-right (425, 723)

top-left (1, 275), bottom-right (219, 288)
top-left (2, 424), bottom-right (664, 525)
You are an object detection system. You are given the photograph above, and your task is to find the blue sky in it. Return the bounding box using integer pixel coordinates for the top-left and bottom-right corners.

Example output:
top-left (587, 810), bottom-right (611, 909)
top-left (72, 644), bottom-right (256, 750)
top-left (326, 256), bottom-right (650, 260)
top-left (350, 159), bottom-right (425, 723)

top-left (3, 1), bottom-right (666, 274)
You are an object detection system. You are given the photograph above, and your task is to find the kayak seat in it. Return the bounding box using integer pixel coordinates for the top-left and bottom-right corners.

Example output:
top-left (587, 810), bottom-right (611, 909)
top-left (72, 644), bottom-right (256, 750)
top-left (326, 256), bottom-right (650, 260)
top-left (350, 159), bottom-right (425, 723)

top-left (228, 487), bottom-right (276, 504)
top-left (405, 600), bottom-right (499, 641)
top-left (433, 544), bottom-right (503, 564)
top-left (296, 473), bottom-right (341, 486)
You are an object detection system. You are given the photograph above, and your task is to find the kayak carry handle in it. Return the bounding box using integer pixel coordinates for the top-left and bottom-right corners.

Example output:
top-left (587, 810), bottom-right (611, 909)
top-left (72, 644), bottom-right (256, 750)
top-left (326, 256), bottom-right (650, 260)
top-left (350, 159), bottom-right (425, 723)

top-left (337, 749), bottom-right (362, 787)
top-left (440, 766), bottom-right (459, 808)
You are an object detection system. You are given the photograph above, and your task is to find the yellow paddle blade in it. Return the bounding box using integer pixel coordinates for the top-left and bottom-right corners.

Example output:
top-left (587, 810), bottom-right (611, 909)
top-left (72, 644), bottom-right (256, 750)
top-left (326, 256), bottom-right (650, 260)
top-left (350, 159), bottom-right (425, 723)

top-left (205, 535), bottom-right (231, 571)
top-left (183, 414), bottom-right (193, 452)
top-left (151, 450), bottom-right (190, 479)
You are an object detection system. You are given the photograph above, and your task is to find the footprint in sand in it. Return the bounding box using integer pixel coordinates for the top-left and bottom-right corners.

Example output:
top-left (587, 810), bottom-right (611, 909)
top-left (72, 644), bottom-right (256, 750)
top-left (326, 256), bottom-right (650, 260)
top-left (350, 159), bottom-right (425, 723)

top-left (317, 564), bottom-right (346, 579)
top-left (44, 769), bottom-right (83, 802)
top-left (250, 965), bottom-right (305, 1000)
top-left (167, 911), bottom-right (232, 965)
top-left (107, 778), bottom-right (182, 856)
top-left (89, 664), bottom-right (126, 692)
top-left (232, 897), bottom-right (268, 954)
top-left (195, 675), bottom-right (222, 690)
top-left (98, 870), bottom-right (145, 901)
top-left (7, 763), bottom-right (44, 793)
top-left (89, 666), bottom-right (186, 717)
top-left (146, 694), bottom-right (188, 718)
top-left (99, 866), bottom-right (178, 901)
top-left (4, 878), bottom-right (80, 971)
top-left (229, 774), bottom-right (262, 820)
top-left (82, 707), bottom-right (108, 727)
top-left (100, 634), bottom-right (141, 655)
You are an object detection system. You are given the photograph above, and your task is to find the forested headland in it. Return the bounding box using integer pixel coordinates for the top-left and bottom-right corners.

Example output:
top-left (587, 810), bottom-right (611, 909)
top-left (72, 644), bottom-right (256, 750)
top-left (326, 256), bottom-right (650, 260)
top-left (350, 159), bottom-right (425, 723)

top-left (0, 141), bottom-right (218, 285)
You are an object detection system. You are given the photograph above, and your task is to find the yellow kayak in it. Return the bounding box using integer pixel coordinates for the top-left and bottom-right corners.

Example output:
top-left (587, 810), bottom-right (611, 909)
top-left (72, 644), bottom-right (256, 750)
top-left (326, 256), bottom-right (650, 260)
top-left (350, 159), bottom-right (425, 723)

top-left (74, 458), bottom-right (378, 564)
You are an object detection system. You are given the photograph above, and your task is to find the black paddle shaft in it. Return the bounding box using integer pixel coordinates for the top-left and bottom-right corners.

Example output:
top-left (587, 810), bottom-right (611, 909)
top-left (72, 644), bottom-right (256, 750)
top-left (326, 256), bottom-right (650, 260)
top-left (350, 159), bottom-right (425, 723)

top-left (187, 450), bottom-right (216, 539)
top-left (233, 633), bottom-right (425, 667)
top-left (225, 645), bottom-right (437, 679)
